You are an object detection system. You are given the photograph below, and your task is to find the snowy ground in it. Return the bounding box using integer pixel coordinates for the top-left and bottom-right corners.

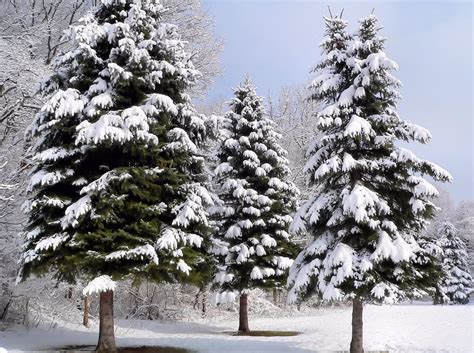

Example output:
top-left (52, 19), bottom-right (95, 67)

top-left (0, 304), bottom-right (472, 353)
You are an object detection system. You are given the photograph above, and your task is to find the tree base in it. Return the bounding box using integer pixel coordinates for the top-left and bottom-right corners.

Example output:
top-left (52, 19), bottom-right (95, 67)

top-left (350, 298), bottom-right (364, 353)
top-left (238, 293), bottom-right (250, 333)
top-left (96, 290), bottom-right (117, 353)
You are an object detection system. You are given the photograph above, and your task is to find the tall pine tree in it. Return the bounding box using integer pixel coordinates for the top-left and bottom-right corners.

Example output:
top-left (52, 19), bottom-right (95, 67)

top-left (211, 78), bottom-right (299, 332)
top-left (288, 14), bottom-right (452, 353)
top-left (434, 221), bottom-right (473, 304)
top-left (19, 1), bottom-right (214, 351)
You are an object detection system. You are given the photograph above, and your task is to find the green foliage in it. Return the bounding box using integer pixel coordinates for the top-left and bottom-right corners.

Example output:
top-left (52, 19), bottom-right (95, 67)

top-left (211, 78), bottom-right (300, 300)
top-left (20, 0), bottom-right (214, 289)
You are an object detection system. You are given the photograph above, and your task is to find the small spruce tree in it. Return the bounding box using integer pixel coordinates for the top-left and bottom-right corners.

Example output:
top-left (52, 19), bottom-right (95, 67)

top-left (288, 14), bottom-right (452, 353)
top-left (211, 78), bottom-right (299, 332)
top-left (434, 221), bottom-right (473, 304)
top-left (19, 1), bottom-right (214, 351)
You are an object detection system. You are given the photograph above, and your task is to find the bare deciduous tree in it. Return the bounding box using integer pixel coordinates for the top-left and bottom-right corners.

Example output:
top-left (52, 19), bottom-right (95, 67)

top-left (163, 0), bottom-right (224, 96)
top-left (267, 85), bottom-right (321, 193)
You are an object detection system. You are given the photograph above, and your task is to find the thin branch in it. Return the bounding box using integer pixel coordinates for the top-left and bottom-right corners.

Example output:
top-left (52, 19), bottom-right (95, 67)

top-left (327, 5), bottom-right (333, 18)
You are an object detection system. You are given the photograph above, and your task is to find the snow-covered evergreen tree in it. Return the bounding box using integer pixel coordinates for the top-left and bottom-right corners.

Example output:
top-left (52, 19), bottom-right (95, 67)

top-left (19, 1), bottom-right (214, 351)
top-left (288, 14), bottom-right (452, 353)
top-left (211, 78), bottom-right (299, 332)
top-left (434, 221), bottom-right (473, 304)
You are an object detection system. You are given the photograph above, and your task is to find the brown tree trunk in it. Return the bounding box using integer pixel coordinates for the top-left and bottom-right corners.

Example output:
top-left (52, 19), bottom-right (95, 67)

top-left (238, 293), bottom-right (250, 333)
top-left (23, 298), bottom-right (29, 326)
top-left (83, 295), bottom-right (90, 328)
top-left (350, 298), bottom-right (364, 353)
top-left (201, 290), bottom-right (207, 317)
top-left (193, 287), bottom-right (202, 310)
top-left (96, 290), bottom-right (117, 353)
top-left (272, 288), bottom-right (278, 305)
top-left (0, 294), bottom-right (12, 321)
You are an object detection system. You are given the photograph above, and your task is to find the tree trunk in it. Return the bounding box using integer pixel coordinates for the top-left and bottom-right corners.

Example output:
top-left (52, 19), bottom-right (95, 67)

top-left (23, 298), bottom-right (29, 326)
top-left (272, 288), bottom-right (278, 305)
top-left (193, 287), bottom-right (202, 310)
top-left (201, 290), bottom-right (207, 317)
top-left (66, 286), bottom-right (73, 299)
top-left (238, 293), bottom-right (250, 333)
top-left (350, 298), bottom-right (364, 353)
top-left (0, 294), bottom-right (12, 321)
top-left (83, 295), bottom-right (90, 328)
top-left (96, 290), bottom-right (117, 353)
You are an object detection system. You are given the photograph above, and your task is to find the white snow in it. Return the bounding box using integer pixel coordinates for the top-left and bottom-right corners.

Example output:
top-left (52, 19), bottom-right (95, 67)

top-left (146, 93), bottom-right (178, 115)
top-left (366, 52), bottom-right (399, 72)
top-left (172, 198), bottom-right (202, 228)
top-left (29, 168), bottom-right (75, 190)
top-left (338, 85), bottom-right (356, 107)
top-left (215, 162), bottom-right (233, 176)
top-left (401, 121), bottom-right (432, 143)
top-left (225, 225), bottom-right (241, 239)
top-left (82, 275), bottom-right (116, 296)
top-left (156, 228), bottom-right (180, 251)
top-left (1, 304), bottom-right (472, 353)
top-left (60, 195), bottom-right (92, 229)
top-left (81, 171), bottom-right (131, 195)
top-left (255, 245), bottom-right (266, 256)
top-left (90, 91), bottom-right (113, 109)
top-left (186, 233), bottom-right (203, 248)
top-left (275, 256), bottom-right (293, 269)
top-left (344, 115), bottom-right (373, 138)
top-left (235, 244), bottom-right (250, 264)
top-left (242, 206), bottom-right (261, 217)
top-left (167, 128), bottom-right (197, 153)
top-left (40, 89), bottom-right (85, 119)
top-left (76, 114), bottom-right (133, 145)
top-left (33, 147), bottom-right (79, 163)
top-left (341, 184), bottom-right (390, 224)
top-left (213, 290), bottom-right (238, 304)
top-left (34, 233), bottom-right (68, 252)
top-left (342, 152), bottom-right (357, 171)
top-left (88, 77), bottom-right (108, 94)
top-left (261, 234), bottom-right (277, 247)
top-left (177, 259), bottom-right (192, 275)
top-left (76, 107), bottom-right (159, 145)
top-left (250, 266), bottom-right (263, 279)
top-left (106, 244), bottom-right (159, 265)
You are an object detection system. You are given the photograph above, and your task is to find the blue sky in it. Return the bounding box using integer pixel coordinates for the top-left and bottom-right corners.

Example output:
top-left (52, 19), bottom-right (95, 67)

top-left (201, 0), bottom-right (473, 202)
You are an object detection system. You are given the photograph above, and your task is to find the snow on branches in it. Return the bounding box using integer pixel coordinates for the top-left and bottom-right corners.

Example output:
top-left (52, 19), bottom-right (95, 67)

top-left (83, 275), bottom-right (117, 296)
top-left (434, 222), bottom-right (473, 304)
top-left (288, 14), bottom-right (452, 305)
top-left (211, 78), bottom-right (300, 304)
top-left (20, 0), bottom-right (215, 288)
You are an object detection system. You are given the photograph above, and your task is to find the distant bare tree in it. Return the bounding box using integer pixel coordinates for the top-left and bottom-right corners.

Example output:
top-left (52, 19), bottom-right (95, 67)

top-left (163, 0), bottom-right (223, 95)
top-left (0, 0), bottom-right (96, 64)
top-left (267, 85), bottom-right (321, 193)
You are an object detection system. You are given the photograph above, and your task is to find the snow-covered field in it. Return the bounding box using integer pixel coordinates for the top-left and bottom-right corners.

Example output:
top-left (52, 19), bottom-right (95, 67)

top-left (0, 304), bottom-right (472, 353)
